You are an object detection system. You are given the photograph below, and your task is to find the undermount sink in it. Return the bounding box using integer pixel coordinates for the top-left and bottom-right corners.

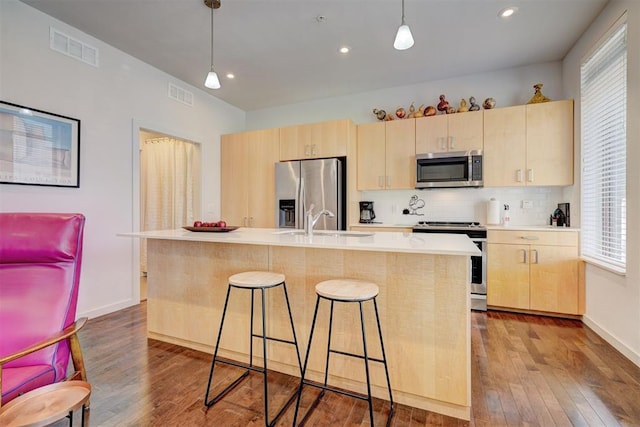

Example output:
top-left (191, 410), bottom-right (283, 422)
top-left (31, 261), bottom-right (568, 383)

top-left (274, 230), bottom-right (373, 238)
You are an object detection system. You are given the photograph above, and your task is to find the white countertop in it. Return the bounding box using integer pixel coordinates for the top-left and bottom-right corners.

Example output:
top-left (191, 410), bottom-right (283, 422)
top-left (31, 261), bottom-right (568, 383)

top-left (350, 223), bottom-right (414, 228)
top-left (119, 227), bottom-right (480, 256)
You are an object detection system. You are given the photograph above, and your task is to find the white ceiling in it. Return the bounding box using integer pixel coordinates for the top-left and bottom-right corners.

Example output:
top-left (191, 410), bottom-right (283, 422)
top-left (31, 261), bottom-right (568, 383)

top-left (21, 0), bottom-right (608, 111)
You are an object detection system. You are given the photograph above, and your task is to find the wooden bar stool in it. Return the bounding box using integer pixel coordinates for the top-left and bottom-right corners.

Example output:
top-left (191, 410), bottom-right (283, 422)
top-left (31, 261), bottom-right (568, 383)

top-left (293, 279), bottom-right (394, 426)
top-left (204, 271), bottom-right (302, 427)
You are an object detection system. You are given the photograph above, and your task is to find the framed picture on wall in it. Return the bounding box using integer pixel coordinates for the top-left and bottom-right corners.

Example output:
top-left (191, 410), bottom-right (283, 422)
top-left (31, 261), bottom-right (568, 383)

top-left (0, 100), bottom-right (80, 188)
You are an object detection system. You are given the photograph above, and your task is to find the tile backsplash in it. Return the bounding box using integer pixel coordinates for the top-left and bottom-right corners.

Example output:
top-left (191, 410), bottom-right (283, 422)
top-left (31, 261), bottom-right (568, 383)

top-left (359, 187), bottom-right (566, 226)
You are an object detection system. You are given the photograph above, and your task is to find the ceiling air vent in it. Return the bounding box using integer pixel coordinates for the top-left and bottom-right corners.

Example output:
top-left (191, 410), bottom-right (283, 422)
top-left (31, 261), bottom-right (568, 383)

top-left (168, 83), bottom-right (194, 107)
top-left (50, 27), bottom-right (99, 67)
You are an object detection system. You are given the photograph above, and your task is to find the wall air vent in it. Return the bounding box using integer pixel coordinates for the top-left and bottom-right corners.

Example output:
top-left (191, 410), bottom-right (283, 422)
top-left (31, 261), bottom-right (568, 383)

top-left (168, 83), bottom-right (194, 107)
top-left (50, 27), bottom-right (99, 67)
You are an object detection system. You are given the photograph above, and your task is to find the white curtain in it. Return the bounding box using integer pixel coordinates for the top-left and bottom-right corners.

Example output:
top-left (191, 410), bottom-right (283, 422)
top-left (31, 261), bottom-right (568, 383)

top-left (140, 136), bottom-right (201, 272)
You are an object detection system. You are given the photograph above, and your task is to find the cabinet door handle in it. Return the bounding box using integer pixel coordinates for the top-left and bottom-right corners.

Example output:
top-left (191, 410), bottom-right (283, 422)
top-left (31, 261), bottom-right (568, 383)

top-left (311, 144), bottom-right (317, 156)
top-left (249, 216), bottom-right (254, 227)
top-left (304, 144), bottom-right (310, 157)
top-left (449, 136), bottom-right (455, 149)
top-left (519, 236), bottom-right (539, 240)
top-left (521, 249), bottom-right (527, 264)
top-left (386, 176), bottom-right (391, 187)
top-left (527, 169), bottom-right (534, 182)
top-left (440, 137), bottom-right (446, 151)
top-left (531, 249), bottom-right (539, 264)
top-left (243, 217), bottom-right (248, 227)
top-left (516, 169), bottom-right (523, 182)
top-left (378, 176), bottom-right (384, 188)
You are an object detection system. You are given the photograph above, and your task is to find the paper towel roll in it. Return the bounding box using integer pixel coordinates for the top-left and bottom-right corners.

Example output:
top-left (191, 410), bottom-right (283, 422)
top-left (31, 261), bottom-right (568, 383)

top-left (487, 198), bottom-right (501, 225)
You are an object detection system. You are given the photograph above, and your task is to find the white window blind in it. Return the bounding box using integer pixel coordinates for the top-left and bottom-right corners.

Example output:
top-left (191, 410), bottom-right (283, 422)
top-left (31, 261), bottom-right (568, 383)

top-left (581, 19), bottom-right (627, 272)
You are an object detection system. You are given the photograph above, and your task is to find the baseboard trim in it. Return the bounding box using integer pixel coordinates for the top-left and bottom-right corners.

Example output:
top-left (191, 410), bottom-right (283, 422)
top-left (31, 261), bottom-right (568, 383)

top-left (582, 315), bottom-right (640, 368)
top-left (79, 299), bottom-right (138, 320)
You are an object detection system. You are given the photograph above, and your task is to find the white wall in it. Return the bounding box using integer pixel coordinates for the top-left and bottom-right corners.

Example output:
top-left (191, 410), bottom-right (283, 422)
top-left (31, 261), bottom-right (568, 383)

top-left (0, 0), bottom-right (245, 318)
top-left (246, 62), bottom-right (563, 129)
top-left (562, 0), bottom-right (640, 366)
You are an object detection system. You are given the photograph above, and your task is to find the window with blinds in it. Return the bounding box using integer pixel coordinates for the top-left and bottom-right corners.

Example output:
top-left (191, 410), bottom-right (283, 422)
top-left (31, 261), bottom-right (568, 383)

top-left (581, 17), bottom-right (627, 273)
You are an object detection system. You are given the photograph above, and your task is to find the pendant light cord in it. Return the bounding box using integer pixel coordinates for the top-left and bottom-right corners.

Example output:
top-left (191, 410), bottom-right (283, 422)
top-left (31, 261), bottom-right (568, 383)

top-left (401, 0), bottom-right (406, 25)
top-left (210, 2), bottom-right (214, 70)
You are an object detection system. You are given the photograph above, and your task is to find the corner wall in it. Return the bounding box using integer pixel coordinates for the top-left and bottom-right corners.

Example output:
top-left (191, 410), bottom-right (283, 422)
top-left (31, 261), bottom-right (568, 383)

top-left (562, 0), bottom-right (640, 366)
top-left (0, 0), bottom-right (245, 318)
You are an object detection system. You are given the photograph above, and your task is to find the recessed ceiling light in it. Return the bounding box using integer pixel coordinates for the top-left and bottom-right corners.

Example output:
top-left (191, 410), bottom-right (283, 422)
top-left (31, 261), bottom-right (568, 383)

top-left (225, 73), bottom-right (235, 79)
top-left (498, 6), bottom-right (518, 18)
top-left (338, 46), bottom-right (350, 54)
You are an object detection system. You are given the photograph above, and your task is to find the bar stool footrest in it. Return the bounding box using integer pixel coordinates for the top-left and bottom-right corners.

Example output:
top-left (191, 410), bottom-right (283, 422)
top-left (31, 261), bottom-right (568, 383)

top-left (251, 333), bottom-right (298, 346)
top-left (329, 347), bottom-right (386, 364)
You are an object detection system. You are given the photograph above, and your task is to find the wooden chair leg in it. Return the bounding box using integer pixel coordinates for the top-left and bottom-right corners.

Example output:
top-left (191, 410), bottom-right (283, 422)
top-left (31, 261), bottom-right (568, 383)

top-left (69, 334), bottom-right (89, 407)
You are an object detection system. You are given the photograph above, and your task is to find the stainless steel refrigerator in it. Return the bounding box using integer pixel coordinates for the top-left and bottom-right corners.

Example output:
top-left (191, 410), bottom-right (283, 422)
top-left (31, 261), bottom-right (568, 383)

top-left (275, 158), bottom-right (344, 231)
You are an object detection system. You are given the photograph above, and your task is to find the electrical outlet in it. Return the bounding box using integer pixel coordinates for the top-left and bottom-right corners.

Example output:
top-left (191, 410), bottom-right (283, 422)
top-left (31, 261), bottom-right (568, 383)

top-left (521, 200), bottom-right (533, 209)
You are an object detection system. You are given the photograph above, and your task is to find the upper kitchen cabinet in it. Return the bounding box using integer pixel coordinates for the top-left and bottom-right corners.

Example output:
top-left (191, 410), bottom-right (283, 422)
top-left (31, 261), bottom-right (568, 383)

top-left (279, 119), bottom-right (350, 160)
top-left (484, 100), bottom-right (574, 187)
top-left (483, 105), bottom-right (527, 186)
top-left (357, 119), bottom-right (415, 190)
top-left (526, 100), bottom-right (574, 186)
top-left (415, 110), bottom-right (483, 153)
top-left (221, 128), bottom-right (279, 228)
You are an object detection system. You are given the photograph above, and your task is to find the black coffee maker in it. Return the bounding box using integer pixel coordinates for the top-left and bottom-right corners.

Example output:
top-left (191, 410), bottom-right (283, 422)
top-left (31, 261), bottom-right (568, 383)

top-left (359, 201), bottom-right (376, 223)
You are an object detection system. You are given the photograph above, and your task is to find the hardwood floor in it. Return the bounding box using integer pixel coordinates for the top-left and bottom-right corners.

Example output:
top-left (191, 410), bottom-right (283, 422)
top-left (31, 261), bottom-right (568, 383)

top-left (57, 303), bottom-right (640, 426)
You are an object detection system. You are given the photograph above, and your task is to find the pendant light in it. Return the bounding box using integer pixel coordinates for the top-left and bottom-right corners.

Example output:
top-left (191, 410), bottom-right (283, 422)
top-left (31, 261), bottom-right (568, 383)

top-left (393, 0), bottom-right (414, 50)
top-left (204, 0), bottom-right (221, 89)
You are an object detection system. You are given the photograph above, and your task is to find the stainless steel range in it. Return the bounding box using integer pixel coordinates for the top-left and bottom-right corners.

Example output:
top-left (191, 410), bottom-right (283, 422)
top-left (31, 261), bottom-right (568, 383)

top-left (412, 221), bottom-right (487, 311)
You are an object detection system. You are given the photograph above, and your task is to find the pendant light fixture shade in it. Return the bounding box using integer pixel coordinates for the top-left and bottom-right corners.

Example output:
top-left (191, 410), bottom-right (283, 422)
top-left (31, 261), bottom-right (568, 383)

top-left (205, 70), bottom-right (220, 89)
top-left (394, 0), bottom-right (414, 50)
top-left (204, 0), bottom-right (221, 89)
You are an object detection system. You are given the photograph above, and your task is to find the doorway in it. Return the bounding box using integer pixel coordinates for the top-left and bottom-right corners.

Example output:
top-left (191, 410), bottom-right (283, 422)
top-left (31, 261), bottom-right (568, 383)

top-left (139, 129), bottom-right (202, 300)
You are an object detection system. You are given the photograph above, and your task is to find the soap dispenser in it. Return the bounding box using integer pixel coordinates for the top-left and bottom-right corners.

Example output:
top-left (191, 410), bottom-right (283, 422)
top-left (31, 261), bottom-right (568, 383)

top-left (503, 204), bottom-right (510, 227)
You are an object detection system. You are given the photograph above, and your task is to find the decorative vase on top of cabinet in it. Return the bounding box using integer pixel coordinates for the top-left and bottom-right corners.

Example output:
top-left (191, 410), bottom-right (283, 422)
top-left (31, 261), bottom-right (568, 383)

top-left (483, 99), bottom-right (573, 187)
top-left (279, 118), bottom-right (351, 161)
top-left (415, 110), bottom-right (483, 153)
top-left (221, 128), bottom-right (279, 227)
top-left (356, 119), bottom-right (415, 190)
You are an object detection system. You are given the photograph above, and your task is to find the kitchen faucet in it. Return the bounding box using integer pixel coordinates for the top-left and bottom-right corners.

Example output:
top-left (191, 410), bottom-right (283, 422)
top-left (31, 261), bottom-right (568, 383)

top-left (305, 204), bottom-right (335, 237)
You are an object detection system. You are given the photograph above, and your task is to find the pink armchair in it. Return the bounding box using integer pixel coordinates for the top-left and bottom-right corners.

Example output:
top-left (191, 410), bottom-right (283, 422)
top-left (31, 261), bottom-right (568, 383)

top-left (0, 212), bottom-right (88, 406)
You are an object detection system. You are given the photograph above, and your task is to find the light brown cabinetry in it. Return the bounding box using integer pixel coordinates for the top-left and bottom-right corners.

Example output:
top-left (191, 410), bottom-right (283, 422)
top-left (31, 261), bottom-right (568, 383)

top-left (356, 120), bottom-right (414, 190)
top-left (487, 229), bottom-right (583, 315)
top-left (483, 100), bottom-right (573, 187)
top-left (279, 119), bottom-right (350, 160)
top-left (221, 128), bottom-right (279, 228)
top-left (415, 111), bottom-right (483, 153)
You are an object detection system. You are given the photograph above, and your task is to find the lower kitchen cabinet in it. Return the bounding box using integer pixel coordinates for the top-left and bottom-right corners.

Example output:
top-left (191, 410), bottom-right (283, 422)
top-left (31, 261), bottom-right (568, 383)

top-left (487, 229), bottom-right (583, 315)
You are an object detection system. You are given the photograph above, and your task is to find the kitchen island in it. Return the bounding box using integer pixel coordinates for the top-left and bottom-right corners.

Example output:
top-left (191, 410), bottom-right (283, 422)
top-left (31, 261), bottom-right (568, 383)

top-left (120, 227), bottom-right (480, 420)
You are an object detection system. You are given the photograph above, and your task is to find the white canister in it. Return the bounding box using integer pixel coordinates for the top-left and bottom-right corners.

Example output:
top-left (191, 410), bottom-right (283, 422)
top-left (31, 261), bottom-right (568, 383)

top-left (487, 198), bottom-right (501, 225)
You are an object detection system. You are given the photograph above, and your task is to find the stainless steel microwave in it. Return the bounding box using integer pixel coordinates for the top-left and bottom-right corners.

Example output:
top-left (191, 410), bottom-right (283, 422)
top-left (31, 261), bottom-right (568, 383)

top-left (415, 150), bottom-right (483, 188)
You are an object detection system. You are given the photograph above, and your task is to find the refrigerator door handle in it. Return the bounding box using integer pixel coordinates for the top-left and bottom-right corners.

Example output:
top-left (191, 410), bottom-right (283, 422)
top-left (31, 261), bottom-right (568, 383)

top-left (298, 177), bottom-right (305, 229)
